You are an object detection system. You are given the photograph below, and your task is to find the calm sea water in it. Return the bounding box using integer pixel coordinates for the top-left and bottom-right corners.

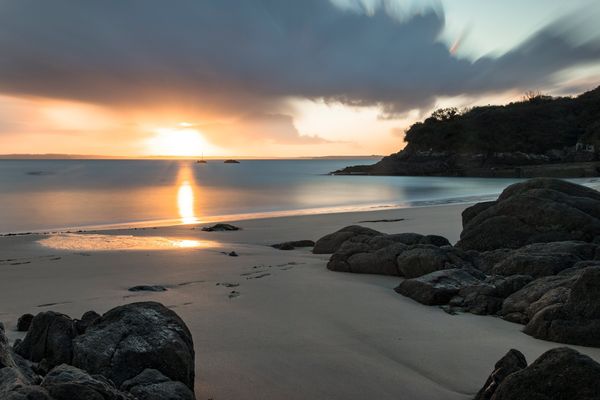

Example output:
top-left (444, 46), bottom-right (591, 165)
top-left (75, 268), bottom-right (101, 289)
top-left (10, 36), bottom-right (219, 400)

top-left (0, 158), bottom-right (553, 233)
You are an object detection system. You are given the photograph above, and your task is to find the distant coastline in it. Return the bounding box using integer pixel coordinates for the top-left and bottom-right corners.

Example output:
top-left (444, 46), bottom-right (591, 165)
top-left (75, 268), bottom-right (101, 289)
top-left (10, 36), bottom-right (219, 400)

top-left (0, 154), bottom-right (382, 160)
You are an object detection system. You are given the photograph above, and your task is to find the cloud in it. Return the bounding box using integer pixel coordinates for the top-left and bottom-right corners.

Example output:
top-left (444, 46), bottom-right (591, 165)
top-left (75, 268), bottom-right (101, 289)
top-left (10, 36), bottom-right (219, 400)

top-left (0, 0), bottom-right (599, 121)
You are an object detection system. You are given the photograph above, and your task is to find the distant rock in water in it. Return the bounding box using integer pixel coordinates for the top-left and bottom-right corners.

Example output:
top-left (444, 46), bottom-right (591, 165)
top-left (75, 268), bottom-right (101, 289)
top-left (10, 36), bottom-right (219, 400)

top-left (333, 86), bottom-right (600, 178)
top-left (457, 178), bottom-right (600, 251)
top-left (201, 223), bottom-right (241, 232)
top-left (223, 159), bottom-right (240, 163)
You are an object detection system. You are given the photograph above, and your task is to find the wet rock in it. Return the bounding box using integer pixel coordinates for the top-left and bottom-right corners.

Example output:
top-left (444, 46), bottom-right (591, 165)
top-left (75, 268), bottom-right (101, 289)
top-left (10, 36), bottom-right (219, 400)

top-left (72, 302), bottom-right (195, 390)
top-left (453, 275), bottom-right (533, 315)
top-left (524, 267), bottom-right (600, 346)
top-left (313, 225), bottom-right (380, 254)
top-left (395, 268), bottom-right (482, 305)
top-left (201, 223), bottom-right (240, 232)
top-left (271, 240), bottom-right (315, 250)
top-left (16, 314), bottom-right (34, 332)
top-left (14, 311), bottom-right (76, 369)
top-left (492, 347), bottom-right (600, 400)
top-left (457, 178), bottom-right (600, 251)
top-left (474, 349), bottom-right (527, 400)
top-left (121, 369), bottom-right (195, 400)
top-left (228, 251), bottom-right (238, 257)
top-left (41, 364), bottom-right (132, 400)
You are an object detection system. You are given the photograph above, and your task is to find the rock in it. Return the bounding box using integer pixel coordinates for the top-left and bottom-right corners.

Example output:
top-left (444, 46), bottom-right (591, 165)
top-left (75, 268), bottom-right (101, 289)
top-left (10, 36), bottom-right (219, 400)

top-left (228, 251), bottom-right (238, 257)
top-left (457, 178), bottom-right (600, 251)
top-left (16, 314), bottom-right (34, 332)
top-left (41, 364), bottom-right (132, 400)
top-left (2, 385), bottom-right (53, 400)
top-left (491, 347), bottom-right (600, 400)
top-left (474, 349), bottom-right (527, 400)
top-left (418, 235), bottom-right (451, 247)
top-left (201, 223), bottom-right (240, 232)
top-left (524, 267), bottom-right (600, 346)
top-left (74, 310), bottom-right (101, 335)
top-left (121, 369), bottom-right (195, 400)
top-left (500, 268), bottom-right (583, 324)
top-left (396, 245), bottom-right (472, 278)
top-left (489, 241), bottom-right (596, 278)
top-left (327, 241), bottom-right (407, 275)
top-left (271, 240), bottom-right (315, 250)
top-left (313, 225), bottom-right (381, 254)
top-left (0, 323), bottom-right (17, 370)
top-left (128, 285), bottom-right (168, 292)
top-left (72, 302), bottom-right (195, 390)
top-left (395, 268), bottom-right (482, 306)
top-left (0, 367), bottom-right (30, 395)
top-left (453, 275), bottom-right (533, 315)
top-left (14, 311), bottom-right (76, 369)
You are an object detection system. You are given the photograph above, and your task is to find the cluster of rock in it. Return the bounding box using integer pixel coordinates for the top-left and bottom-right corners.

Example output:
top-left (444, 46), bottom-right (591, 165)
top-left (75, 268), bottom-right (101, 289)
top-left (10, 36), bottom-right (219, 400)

top-left (475, 347), bottom-right (600, 400)
top-left (315, 178), bottom-right (600, 348)
top-left (0, 302), bottom-right (195, 400)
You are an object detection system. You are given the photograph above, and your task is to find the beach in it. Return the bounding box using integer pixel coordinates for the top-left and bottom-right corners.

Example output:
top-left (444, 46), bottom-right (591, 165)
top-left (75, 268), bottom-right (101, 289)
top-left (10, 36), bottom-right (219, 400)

top-left (2, 204), bottom-right (600, 399)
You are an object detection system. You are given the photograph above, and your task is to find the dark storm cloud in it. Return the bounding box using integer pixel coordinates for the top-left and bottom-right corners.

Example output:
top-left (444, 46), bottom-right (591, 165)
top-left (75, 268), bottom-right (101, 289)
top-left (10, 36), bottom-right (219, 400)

top-left (0, 0), bottom-right (599, 116)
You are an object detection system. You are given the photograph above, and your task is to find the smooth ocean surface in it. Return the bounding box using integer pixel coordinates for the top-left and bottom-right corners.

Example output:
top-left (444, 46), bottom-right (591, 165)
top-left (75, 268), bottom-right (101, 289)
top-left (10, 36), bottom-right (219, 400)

top-left (0, 159), bottom-right (534, 233)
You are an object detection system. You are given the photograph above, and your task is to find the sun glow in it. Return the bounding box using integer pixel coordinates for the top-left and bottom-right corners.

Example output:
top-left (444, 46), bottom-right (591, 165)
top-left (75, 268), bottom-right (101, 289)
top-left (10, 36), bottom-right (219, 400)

top-left (177, 181), bottom-right (197, 224)
top-left (146, 125), bottom-right (215, 156)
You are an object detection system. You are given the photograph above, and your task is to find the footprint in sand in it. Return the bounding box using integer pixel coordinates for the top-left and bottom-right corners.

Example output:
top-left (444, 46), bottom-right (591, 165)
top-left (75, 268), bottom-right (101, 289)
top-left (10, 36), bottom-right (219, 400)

top-left (37, 301), bottom-right (72, 308)
top-left (246, 273), bottom-right (271, 280)
top-left (216, 282), bottom-right (240, 288)
top-left (228, 290), bottom-right (241, 299)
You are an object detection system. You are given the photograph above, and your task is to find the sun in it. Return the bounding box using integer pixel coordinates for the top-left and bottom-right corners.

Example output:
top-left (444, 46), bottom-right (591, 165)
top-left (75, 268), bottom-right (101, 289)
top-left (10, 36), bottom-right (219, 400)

top-left (146, 124), bottom-right (215, 156)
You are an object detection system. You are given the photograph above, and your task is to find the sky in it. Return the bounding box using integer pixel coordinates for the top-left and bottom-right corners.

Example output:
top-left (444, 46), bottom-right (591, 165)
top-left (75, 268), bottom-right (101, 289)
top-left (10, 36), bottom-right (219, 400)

top-left (1, 0), bottom-right (600, 157)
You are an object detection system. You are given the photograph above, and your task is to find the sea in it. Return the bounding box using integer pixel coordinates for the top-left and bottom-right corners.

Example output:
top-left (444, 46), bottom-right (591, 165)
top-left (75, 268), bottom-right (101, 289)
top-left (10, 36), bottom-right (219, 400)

top-left (1, 158), bottom-right (594, 234)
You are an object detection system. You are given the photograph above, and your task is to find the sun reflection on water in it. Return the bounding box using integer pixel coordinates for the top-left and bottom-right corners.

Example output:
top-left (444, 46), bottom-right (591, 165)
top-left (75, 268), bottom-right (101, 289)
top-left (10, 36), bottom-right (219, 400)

top-left (177, 181), bottom-right (197, 224)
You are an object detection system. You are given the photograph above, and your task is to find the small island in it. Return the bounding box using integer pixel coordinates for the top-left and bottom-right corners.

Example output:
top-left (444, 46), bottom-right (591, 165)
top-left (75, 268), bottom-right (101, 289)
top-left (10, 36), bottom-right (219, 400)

top-left (335, 87), bottom-right (600, 178)
top-left (224, 159), bottom-right (240, 164)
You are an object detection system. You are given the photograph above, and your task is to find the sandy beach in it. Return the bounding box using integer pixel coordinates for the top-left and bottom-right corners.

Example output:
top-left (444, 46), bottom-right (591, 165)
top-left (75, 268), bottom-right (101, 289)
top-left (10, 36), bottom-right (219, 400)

top-left (2, 203), bottom-right (600, 400)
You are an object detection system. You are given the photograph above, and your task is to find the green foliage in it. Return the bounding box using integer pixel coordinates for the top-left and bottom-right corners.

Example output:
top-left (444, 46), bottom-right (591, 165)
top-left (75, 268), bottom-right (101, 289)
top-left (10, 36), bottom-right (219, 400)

top-left (403, 87), bottom-right (600, 154)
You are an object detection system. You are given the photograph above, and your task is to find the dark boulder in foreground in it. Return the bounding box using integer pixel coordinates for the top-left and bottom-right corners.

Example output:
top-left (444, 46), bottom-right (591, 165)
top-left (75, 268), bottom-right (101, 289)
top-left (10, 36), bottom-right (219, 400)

top-left (201, 223), bottom-right (240, 232)
top-left (74, 310), bottom-right (101, 335)
top-left (488, 347), bottom-right (600, 400)
top-left (271, 240), bottom-right (315, 250)
top-left (72, 302), bottom-right (195, 390)
top-left (41, 364), bottom-right (131, 400)
top-left (457, 178), bottom-right (600, 251)
top-left (474, 349), bottom-right (527, 400)
top-left (121, 369), bottom-right (195, 400)
top-left (313, 225), bottom-right (380, 254)
top-left (14, 311), bottom-right (77, 370)
top-left (17, 314), bottom-right (34, 332)
top-left (524, 267), bottom-right (600, 346)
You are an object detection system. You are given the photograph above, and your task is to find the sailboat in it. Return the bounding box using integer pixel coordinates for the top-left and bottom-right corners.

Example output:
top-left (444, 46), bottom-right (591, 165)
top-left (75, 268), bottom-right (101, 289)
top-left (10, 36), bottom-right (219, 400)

top-left (196, 153), bottom-right (207, 164)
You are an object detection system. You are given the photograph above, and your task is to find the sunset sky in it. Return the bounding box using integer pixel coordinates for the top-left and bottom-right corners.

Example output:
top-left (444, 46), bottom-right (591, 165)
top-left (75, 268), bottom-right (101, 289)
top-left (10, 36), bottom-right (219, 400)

top-left (1, 0), bottom-right (600, 157)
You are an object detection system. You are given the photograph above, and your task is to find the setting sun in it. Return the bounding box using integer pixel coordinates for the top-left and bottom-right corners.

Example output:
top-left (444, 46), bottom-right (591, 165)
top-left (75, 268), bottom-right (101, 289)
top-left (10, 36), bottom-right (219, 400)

top-left (146, 125), bottom-right (215, 156)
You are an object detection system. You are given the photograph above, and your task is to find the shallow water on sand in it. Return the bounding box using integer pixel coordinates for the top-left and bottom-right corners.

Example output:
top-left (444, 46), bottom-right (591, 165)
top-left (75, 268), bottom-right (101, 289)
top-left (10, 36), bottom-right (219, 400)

top-left (0, 158), bottom-right (582, 233)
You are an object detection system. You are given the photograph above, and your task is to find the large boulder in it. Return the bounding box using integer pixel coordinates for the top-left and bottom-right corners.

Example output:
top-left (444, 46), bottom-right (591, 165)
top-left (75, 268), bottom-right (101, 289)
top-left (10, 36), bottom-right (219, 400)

top-left (450, 275), bottom-right (533, 315)
top-left (121, 369), bottom-right (195, 400)
top-left (500, 268), bottom-right (583, 324)
top-left (313, 225), bottom-right (381, 254)
top-left (489, 241), bottom-right (597, 278)
top-left (474, 349), bottom-right (527, 400)
top-left (491, 347), bottom-right (600, 400)
top-left (395, 268), bottom-right (483, 305)
top-left (326, 232), bottom-right (453, 276)
top-left (524, 267), bottom-right (600, 346)
top-left (14, 311), bottom-right (77, 369)
top-left (396, 245), bottom-right (471, 278)
top-left (41, 364), bottom-right (132, 400)
top-left (72, 302), bottom-right (195, 390)
top-left (457, 178), bottom-right (600, 251)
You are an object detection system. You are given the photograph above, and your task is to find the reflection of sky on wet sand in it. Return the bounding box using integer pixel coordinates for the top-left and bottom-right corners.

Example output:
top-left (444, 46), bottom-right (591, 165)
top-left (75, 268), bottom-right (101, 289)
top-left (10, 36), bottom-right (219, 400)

top-left (38, 233), bottom-right (219, 251)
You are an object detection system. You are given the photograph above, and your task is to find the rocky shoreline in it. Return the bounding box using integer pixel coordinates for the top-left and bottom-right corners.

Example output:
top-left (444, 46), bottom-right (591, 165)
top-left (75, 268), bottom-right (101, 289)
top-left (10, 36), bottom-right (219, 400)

top-left (314, 177), bottom-right (600, 398)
